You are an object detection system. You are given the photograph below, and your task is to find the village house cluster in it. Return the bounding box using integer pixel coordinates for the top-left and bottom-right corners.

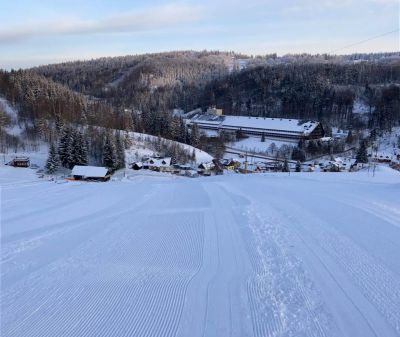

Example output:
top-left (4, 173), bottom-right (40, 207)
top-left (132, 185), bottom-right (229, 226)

top-left (130, 155), bottom-right (221, 177)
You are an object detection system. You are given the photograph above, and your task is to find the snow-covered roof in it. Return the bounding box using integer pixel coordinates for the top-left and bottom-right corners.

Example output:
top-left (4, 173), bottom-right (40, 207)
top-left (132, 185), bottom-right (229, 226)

top-left (144, 157), bottom-right (172, 167)
top-left (72, 165), bottom-right (108, 178)
top-left (198, 162), bottom-right (214, 170)
top-left (320, 137), bottom-right (334, 142)
top-left (12, 156), bottom-right (30, 161)
top-left (222, 116), bottom-right (318, 135)
top-left (189, 115), bottom-right (320, 136)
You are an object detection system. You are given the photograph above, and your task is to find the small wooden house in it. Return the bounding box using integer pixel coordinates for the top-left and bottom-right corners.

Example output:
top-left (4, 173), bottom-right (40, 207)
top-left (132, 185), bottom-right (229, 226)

top-left (71, 165), bottom-right (111, 181)
top-left (131, 162), bottom-right (143, 170)
top-left (7, 157), bottom-right (30, 167)
top-left (198, 162), bottom-right (215, 175)
top-left (222, 159), bottom-right (240, 170)
top-left (371, 153), bottom-right (392, 163)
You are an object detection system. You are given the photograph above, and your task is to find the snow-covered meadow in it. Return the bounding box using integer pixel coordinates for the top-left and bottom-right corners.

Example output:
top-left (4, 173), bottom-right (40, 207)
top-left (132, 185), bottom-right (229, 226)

top-left (1, 165), bottom-right (400, 337)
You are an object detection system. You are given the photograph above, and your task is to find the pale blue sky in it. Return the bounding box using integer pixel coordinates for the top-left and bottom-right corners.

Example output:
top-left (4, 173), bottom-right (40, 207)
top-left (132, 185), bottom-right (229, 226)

top-left (1, 0), bottom-right (398, 69)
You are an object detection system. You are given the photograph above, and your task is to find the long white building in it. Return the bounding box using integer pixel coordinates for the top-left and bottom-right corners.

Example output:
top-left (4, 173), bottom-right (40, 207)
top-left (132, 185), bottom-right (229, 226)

top-left (187, 114), bottom-right (324, 140)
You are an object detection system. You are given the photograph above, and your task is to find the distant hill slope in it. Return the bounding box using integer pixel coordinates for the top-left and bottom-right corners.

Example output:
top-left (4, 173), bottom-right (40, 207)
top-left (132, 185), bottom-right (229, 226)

top-left (32, 51), bottom-right (234, 109)
top-left (0, 70), bottom-right (118, 130)
top-left (30, 51), bottom-right (400, 132)
top-left (1, 51), bottom-right (399, 160)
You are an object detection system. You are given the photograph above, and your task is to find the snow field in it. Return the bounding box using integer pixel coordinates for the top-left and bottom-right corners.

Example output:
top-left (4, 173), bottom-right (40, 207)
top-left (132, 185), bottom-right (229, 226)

top-left (1, 167), bottom-right (400, 337)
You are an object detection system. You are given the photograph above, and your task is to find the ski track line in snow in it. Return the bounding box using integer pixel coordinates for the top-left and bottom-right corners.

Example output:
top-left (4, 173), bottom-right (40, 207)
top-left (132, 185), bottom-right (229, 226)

top-left (216, 182), bottom-right (332, 337)
top-left (243, 209), bottom-right (330, 337)
top-left (1, 186), bottom-right (163, 288)
top-left (2, 182), bottom-right (160, 294)
top-left (200, 182), bottom-right (256, 337)
top-left (5, 222), bottom-right (202, 335)
top-left (198, 205), bottom-right (221, 337)
top-left (348, 198), bottom-right (400, 230)
top-left (319, 195), bottom-right (400, 277)
top-left (268, 197), bottom-right (400, 336)
top-left (87, 212), bottom-right (204, 337)
top-left (2, 185), bottom-right (206, 337)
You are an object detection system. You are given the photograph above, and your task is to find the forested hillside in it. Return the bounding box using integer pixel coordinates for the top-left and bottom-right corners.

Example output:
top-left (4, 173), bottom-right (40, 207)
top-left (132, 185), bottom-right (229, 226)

top-left (33, 51), bottom-right (232, 108)
top-left (0, 70), bottom-right (118, 134)
top-left (201, 62), bottom-right (400, 131)
top-left (1, 51), bottom-right (399, 165)
top-left (32, 51), bottom-right (400, 133)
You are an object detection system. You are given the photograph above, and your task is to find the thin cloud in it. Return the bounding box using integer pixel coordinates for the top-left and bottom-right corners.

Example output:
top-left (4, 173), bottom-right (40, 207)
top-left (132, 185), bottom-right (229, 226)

top-left (0, 3), bottom-right (205, 44)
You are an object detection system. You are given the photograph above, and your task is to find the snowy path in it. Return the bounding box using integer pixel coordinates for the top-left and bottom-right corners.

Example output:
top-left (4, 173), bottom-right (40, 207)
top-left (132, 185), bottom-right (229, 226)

top-left (1, 168), bottom-right (400, 336)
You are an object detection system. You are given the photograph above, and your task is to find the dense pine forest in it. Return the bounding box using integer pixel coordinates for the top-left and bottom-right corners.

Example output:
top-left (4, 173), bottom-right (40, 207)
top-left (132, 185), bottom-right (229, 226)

top-left (1, 50), bottom-right (399, 165)
top-left (30, 51), bottom-right (400, 132)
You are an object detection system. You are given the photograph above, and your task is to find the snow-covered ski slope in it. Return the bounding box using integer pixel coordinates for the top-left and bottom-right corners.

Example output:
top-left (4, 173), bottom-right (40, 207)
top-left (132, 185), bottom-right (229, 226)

top-left (1, 167), bottom-right (400, 337)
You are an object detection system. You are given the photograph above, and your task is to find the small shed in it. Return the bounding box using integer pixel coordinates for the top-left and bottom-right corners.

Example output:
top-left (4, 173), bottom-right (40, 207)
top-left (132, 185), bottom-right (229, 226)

top-left (371, 153), bottom-right (392, 163)
top-left (198, 162), bottom-right (215, 175)
top-left (71, 165), bottom-right (110, 181)
top-left (7, 157), bottom-right (30, 167)
top-left (131, 162), bottom-right (143, 170)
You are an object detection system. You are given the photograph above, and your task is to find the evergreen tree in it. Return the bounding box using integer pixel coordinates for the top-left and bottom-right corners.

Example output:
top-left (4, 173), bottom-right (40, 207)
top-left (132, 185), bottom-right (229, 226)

top-left (102, 133), bottom-right (117, 169)
top-left (115, 132), bottom-right (126, 169)
top-left (170, 116), bottom-right (180, 141)
top-left (268, 142), bottom-right (277, 155)
top-left (291, 146), bottom-right (306, 162)
top-left (123, 131), bottom-right (132, 149)
top-left (190, 123), bottom-right (200, 148)
top-left (307, 141), bottom-right (318, 156)
top-left (178, 117), bottom-right (187, 143)
top-left (45, 142), bottom-right (60, 174)
top-left (356, 141), bottom-right (368, 163)
top-left (58, 126), bottom-right (73, 168)
top-left (71, 130), bottom-right (88, 167)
